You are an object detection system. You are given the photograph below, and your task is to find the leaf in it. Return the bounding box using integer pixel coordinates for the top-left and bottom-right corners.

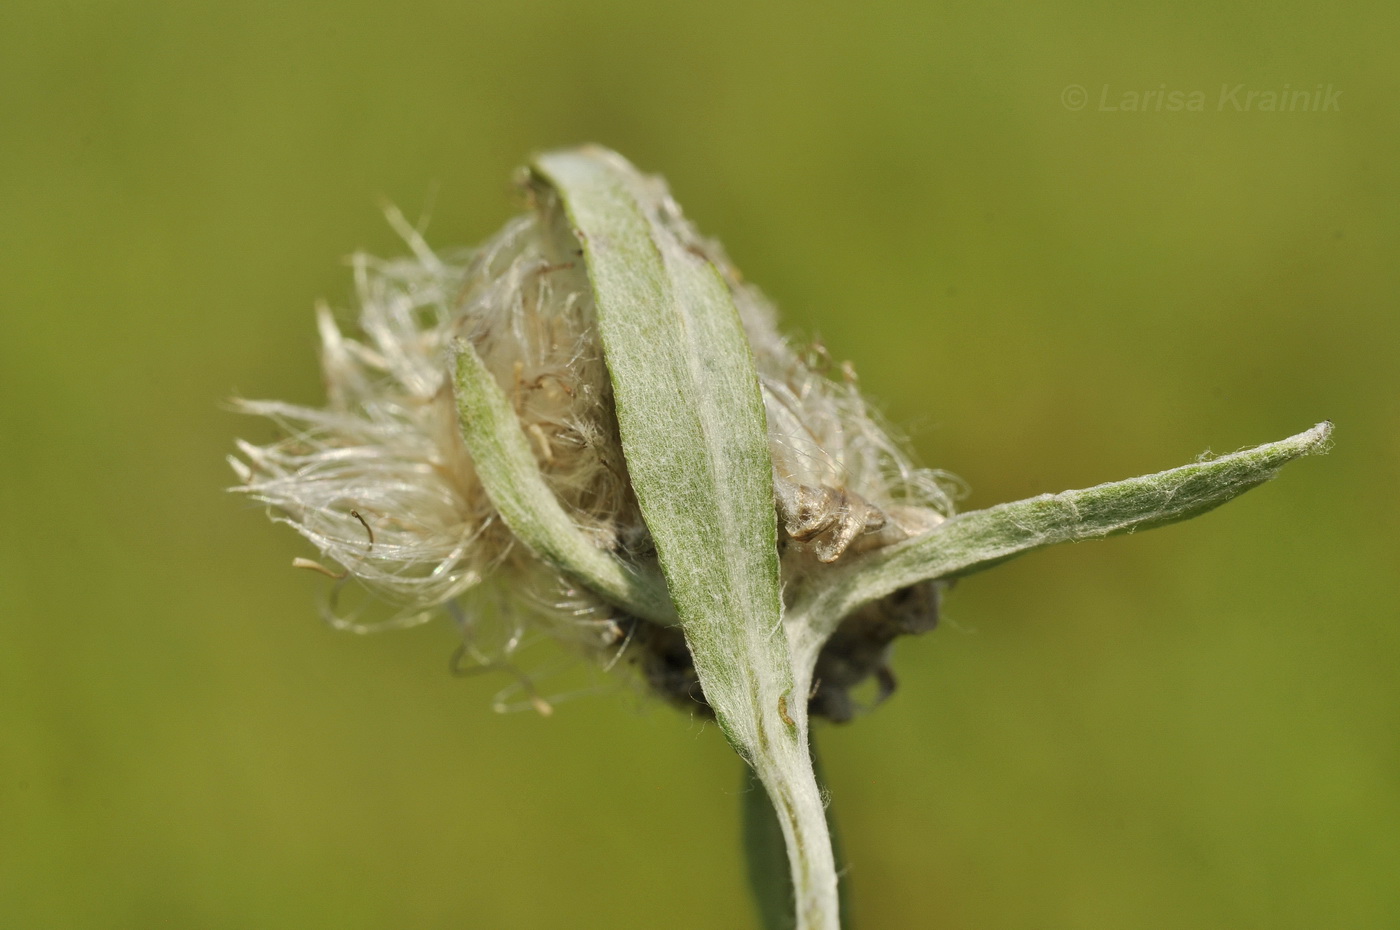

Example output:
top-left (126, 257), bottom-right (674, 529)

top-left (452, 336), bottom-right (675, 625)
top-left (531, 146), bottom-right (788, 748)
top-left (793, 421), bottom-right (1334, 647)
top-left (531, 146), bottom-right (839, 929)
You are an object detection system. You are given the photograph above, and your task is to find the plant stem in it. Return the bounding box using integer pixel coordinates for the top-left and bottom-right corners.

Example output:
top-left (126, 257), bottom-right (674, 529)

top-left (743, 759), bottom-right (794, 930)
top-left (747, 721), bottom-right (839, 930)
top-left (745, 739), bottom-right (851, 930)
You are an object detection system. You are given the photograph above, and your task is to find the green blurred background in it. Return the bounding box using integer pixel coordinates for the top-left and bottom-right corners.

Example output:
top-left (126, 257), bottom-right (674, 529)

top-left (3, 2), bottom-right (1396, 927)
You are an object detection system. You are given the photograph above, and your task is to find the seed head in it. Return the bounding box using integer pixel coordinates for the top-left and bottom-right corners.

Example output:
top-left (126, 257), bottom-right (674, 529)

top-left (232, 168), bottom-right (957, 715)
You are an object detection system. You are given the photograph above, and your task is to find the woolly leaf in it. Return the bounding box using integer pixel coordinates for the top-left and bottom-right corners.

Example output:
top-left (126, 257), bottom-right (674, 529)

top-left (532, 147), bottom-right (839, 929)
top-left (452, 337), bottom-right (675, 625)
top-left (793, 421), bottom-right (1334, 645)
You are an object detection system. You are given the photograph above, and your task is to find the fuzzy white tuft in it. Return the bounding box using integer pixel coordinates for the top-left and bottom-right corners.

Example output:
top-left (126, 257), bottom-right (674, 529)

top-left (232, 191), bottom-right (957, 689)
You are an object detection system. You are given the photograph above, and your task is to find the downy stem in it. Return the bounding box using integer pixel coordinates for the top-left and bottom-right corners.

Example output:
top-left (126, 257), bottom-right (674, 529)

top-left (745, 739), bottom-right (851, 930)
top-left (746, 707), bottom-right (839, 930)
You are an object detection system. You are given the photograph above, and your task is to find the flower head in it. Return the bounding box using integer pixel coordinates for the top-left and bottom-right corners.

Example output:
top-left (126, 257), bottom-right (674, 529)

top-left (232, 167), bottom-right (955, 715)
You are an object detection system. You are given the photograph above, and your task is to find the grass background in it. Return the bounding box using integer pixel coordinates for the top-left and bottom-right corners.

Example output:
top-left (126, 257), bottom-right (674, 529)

top-left (2, 2), bottom-right (1396, 927)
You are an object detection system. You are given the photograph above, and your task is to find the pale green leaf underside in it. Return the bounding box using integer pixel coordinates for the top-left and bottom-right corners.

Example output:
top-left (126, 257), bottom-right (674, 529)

top-left (452, 338), bottom-right (675, 625)
top-left (794, 421), bottom-right (1334, 644)
top-left (530, 147), bottom-right (788, 736)
top-left (532, 147), bottom-right (838, 929)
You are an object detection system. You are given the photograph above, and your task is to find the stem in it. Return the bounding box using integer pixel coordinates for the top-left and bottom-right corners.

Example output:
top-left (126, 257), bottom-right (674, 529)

top-left (745, 739), bottom-right (851, 930)
top-left (747, 719), bottom-right (839, 930)
top-left (743, 759), bottom-right (793, 930)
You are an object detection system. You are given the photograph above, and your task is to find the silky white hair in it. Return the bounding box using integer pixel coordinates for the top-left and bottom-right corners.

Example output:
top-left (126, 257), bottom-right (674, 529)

top-left (231, 179), bottom-right (957, 682)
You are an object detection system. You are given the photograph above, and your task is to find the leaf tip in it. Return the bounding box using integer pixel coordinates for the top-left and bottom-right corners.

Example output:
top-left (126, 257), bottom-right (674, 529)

top-left (1297, 420), bottom-right (1335, 455)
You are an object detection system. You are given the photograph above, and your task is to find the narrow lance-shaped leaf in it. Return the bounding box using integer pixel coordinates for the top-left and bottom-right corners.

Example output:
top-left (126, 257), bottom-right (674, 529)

top-left (531, 147), bottom-right (839, 930)
top-left (453, 337), bottom-right (676, 625)
top-left (792, 421), bottom-right (1333, 654)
